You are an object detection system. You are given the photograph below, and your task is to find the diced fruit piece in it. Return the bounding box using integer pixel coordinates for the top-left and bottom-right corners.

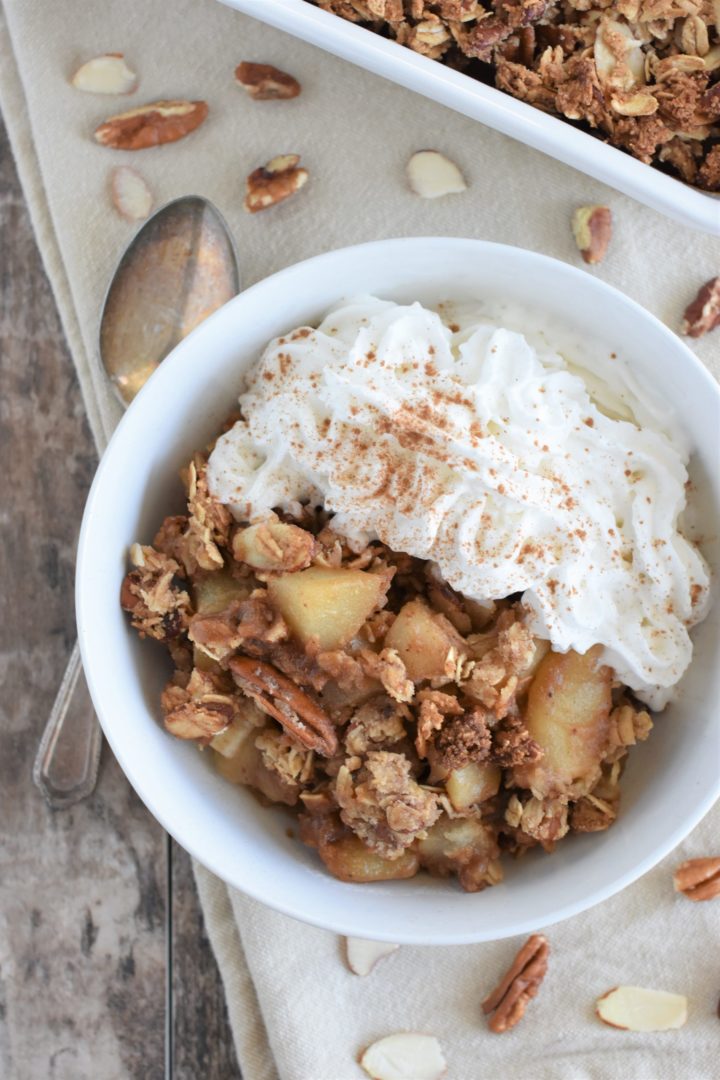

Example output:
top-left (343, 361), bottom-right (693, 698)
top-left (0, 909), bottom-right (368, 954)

top-left (192, 567), bottom-right (253, 615)
top-left (233, 520), bottom-right (315, 572)
top-left (596, 986), bottom-right (688, 1031)
top-left (111, 165), bottom-right (152, 221)
top-left (317, 834), bottom-right (419, 883)
top-left (446, 762), bottom-right (501, 810)
top-left (193, 643), bottom-right (222, 674)
top-left (417, 814), bottom-right (491, 866)
top-left (210, 700), bottom-right (265, 757)
top-left (267, 566), bottom-right (390, 650)
top-left (360, 1033), bottom-right (447, 1080)
top-left (416, 814), bottom-right (501, 891)
top-left (71, 53), bottom-right (138, 94)
top-left (513, 646), bottom-right (612, 798)
top-left (384, 599), bottom-right (466, 682)
top-left (320, 674), bottom-right (383, 713)
top-left (345, 937), bottom-right (399, 976)
top-left (212, 722), bottom-right (299, 806)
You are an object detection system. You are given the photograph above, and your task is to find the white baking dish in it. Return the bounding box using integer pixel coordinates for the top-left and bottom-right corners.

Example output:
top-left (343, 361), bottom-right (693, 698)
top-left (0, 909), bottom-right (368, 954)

top-left (219, 0), bottom-right (720, 236)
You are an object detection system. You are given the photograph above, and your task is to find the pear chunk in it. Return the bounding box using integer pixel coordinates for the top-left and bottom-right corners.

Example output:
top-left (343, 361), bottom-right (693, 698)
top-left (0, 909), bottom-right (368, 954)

top-left (267, 566), bottom-right (389, 650)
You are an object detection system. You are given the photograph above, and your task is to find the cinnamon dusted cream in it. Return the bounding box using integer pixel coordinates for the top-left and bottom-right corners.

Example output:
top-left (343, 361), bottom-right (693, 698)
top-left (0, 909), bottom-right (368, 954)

top-left (207, 296), bottom-right (710, 708)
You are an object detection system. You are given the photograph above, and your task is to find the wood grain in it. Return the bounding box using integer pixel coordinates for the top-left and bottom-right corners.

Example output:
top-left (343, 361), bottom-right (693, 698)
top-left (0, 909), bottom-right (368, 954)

top-left (171, 844), bottom-right (240, 1080)
top-left (0, 114), bottom-right (240, 1080)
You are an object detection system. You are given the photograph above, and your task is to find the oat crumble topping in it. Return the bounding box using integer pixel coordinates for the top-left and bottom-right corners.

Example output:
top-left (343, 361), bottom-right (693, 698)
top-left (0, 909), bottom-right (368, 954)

top-left (121, 446), bottom-right (658, 891)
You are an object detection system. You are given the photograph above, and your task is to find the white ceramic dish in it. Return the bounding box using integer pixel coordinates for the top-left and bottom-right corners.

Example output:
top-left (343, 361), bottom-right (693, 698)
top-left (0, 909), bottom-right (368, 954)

top-left (218, 0), bottom-right (720, 236)
top-left (76, 238), bottom-right (720, 944)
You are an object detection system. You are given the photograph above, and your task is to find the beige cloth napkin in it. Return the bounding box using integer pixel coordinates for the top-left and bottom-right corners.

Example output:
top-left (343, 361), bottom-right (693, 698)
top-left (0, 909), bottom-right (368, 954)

top-left (2, 1), bottom-right (718, 1077)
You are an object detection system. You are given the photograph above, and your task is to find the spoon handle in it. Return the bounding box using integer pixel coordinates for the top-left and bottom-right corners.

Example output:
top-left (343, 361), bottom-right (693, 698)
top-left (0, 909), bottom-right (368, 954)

top-left (33, 641), bottom-right (103, 809)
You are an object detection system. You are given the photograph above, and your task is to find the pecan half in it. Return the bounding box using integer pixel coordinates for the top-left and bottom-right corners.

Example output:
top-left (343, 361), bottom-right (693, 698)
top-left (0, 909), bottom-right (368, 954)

top-left (229, 656), bottom-right (337, 756)
top-left (235, 61), bottom-right (301, 100)
top-left (243, 154), bottom-right (308, 213)
top-left (482, 933), bottom-right (550, 1033)
top-left (94, 100), bottom-right (208, 150)
top-left (673, 856), bottom-right (720, 901)
top-left (682, 277), bottom-right (720, 338)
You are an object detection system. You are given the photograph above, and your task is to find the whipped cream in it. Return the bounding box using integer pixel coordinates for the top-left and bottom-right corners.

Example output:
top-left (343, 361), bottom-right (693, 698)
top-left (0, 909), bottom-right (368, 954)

top-left (207, 296), bottom-right (710, 708)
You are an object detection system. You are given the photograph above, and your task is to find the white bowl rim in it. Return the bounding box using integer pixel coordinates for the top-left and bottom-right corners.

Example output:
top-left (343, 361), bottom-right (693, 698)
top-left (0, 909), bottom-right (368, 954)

top-left (76, 236), bottom-right (720, 943)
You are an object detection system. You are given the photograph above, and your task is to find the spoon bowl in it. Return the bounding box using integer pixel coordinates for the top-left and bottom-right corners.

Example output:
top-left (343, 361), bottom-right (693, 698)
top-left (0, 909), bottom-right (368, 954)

top-left (99, 196), bottom-right (239, 404)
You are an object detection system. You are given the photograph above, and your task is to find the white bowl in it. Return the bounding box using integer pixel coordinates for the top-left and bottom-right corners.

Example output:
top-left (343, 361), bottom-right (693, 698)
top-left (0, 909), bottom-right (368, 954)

top-left (76, 238), bottom-right (720, 944)
top-left (218, 0), bottom-right (720, 236)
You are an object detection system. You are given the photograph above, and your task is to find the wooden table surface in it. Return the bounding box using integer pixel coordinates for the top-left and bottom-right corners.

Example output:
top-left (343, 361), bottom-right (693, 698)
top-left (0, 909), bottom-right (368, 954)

top-left (0, 114), bottom-right (241, 1080)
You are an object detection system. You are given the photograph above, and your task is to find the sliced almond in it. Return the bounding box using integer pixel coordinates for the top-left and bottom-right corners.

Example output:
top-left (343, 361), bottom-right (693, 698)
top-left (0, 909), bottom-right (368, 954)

top-left (596, 986), bottom-right (688, 1031)
top-left (572, 205), bottom-right (612, 265)
top-left (110, 166), bottom-right (153, 221)
top-left (71, 54), bottom-right (138, 95)
top-left (406, 150), bottom-right (467, 199)
top-left (360, 1033), bottom-right (447, 1080)
top-left (345, 937), bottom-right (399, 976)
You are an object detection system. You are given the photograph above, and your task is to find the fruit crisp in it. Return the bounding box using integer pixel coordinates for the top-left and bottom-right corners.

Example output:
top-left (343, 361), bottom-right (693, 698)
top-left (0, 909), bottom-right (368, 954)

top-left (307, 0), bottom-right (720, 192)
top-left (121, 456), bottom-right (654, 891)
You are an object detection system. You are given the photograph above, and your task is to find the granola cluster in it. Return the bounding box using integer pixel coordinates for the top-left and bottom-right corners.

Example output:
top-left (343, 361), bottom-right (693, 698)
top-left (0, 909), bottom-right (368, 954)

top-left (121, 445), bottom-right (653, 892)
top-left (310, 0), bottom-right (720, 190)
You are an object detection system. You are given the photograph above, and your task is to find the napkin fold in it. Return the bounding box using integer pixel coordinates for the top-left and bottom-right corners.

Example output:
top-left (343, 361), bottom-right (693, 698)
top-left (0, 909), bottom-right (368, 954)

top-left (2, 1), bottom-right (718, 1077)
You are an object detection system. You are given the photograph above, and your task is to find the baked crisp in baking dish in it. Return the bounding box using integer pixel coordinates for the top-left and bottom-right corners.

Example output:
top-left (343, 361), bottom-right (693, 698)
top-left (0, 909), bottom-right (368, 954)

top-left (308, 0), bottom-right (720, 191)
top-left (121, 455), bottom-right (653, 892)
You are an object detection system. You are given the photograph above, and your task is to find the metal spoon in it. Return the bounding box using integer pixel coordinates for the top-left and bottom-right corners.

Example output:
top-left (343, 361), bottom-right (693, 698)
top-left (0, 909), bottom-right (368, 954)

top-left (33, 197), bottom-right (239, 809)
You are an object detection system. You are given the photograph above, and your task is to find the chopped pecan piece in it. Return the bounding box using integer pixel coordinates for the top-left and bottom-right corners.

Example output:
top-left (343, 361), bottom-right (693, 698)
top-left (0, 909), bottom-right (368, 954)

top-left (235, 61), bottom-right (301, 100)
top-left (482, 934), bottom-right (550, 1033)
top-left (673, 856), bottom-right (720, 901)
top-left (229, 656), bottom-right (338, 756)
top-left (243, 154), bottom-right (309, 213)
top-left (682, 277), bottom-right (720, 338)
